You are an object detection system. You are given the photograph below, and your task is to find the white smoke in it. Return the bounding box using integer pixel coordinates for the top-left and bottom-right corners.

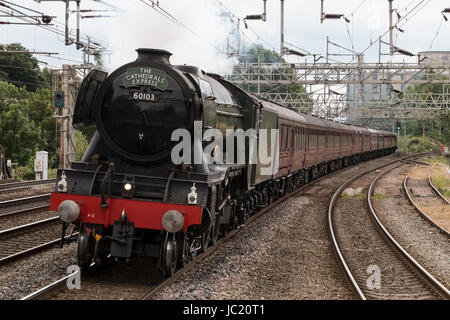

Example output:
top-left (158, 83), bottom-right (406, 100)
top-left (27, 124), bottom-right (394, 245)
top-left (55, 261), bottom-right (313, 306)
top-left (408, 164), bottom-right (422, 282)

top-left (103, 0), bottom-right (238, 75)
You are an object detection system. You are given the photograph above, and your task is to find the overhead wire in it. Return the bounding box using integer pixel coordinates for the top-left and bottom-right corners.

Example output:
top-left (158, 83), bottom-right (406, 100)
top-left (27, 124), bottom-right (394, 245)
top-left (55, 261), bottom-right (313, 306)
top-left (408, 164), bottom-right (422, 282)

top-left (350, 0), bottom-right (429, 61)
top-left (0, 1), bottom-right (108, 49)
top-left (139, 0), bottom-right (229, 56)
top-left (211, 0), bottom-right (278, 52)
top-left (427, 16), bottom-right (444, 51)
top-left (397, 0), bottom-right (432, 30)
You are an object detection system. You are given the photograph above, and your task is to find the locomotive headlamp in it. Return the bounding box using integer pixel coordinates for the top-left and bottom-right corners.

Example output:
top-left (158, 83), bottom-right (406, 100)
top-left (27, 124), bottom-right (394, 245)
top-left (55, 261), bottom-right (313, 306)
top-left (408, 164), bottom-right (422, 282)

top-left (124, 183), bottom-right (133, 191)
top-left (162, 210), bottom-right (184, 233)
top-left (57, 200), bottom-right (80, 223)
top-left (121, 176), bottom-right (135, 198)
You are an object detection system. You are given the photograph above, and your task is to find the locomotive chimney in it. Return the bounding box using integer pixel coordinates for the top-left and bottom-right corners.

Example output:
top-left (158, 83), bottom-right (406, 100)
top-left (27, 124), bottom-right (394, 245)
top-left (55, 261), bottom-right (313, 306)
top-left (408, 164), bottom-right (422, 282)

top-left (135, 48), bottom-right (172, 65)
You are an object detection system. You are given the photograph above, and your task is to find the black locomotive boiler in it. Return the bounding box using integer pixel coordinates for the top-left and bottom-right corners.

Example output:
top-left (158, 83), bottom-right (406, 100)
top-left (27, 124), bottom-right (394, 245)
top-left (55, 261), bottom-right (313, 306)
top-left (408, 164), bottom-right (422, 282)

top-left (51, 48), bottom-right (397, 276)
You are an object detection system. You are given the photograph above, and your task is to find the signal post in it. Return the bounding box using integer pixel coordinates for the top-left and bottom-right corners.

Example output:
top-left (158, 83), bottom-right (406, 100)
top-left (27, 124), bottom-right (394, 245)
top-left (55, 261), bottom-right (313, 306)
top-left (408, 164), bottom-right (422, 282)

top-left (53, 65), bottom-right (87, 169)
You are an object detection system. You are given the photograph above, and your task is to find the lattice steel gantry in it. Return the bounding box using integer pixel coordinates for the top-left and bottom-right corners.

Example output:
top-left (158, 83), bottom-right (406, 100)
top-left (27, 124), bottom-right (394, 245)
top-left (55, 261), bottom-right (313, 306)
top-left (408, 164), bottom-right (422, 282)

top-left (226, 61), bottom-right (450, 127)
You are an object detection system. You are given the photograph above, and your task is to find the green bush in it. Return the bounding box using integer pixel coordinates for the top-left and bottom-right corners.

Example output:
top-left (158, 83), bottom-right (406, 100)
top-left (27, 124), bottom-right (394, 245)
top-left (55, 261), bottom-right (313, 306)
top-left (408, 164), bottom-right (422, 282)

top-left (17, 166), bottom-right (34, 181)
top-left (48, 168), bottom-right (58, 179)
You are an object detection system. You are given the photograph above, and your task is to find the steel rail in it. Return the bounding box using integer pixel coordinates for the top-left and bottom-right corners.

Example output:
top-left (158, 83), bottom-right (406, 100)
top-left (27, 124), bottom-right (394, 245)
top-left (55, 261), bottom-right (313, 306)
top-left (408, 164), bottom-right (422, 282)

top-left (1, 186), bottom-right (40, 195)
top-left (0, 204), bottom-right (49, 218)
top-left (428, 173), bottom-right (450, 205)
top-left (0, 179), bottom-right (55, 190)
top-left (26, 151), bottom-right (378, 301)
top-left (328, 152), bottom-right (436, 300)
top-left (0, 216), bottom-right (77, 265)
top-left (0, 179), bottom-right (18, 184)
top-left (0, 216), bottom-right (58, 237)
top-left (368, 165), bottom-right (450, 299)
top-left (403, 174), bottom-right (450, 237)
top-left (327, 160), bottom-right (405, 300)
top-left (141, 154), bottom-right (404, 300)
top-left (0, 233), bottom-right (78, 265)
top-left (0, 194), bottom-right (50, 209)
top-left (21, 274), bottom-right (72, 301)
top-left (22, 153), bottom-right (404, 301)
top-left (20, 258), bottom-right (90, 301)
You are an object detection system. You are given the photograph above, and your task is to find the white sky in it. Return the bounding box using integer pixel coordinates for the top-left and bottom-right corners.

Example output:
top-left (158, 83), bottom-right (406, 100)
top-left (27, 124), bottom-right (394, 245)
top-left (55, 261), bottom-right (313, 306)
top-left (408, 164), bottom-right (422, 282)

top-left (3, 0), bottom-right (450, 72)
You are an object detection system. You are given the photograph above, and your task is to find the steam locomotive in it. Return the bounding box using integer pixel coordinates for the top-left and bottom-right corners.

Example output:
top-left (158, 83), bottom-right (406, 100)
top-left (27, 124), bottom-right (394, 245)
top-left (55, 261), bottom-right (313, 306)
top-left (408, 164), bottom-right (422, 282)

top-left (51, 48), bottom-right (397, 276)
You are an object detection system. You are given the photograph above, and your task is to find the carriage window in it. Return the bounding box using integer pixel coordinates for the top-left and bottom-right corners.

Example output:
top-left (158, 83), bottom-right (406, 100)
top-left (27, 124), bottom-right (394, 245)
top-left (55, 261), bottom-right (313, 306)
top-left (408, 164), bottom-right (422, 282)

top-left (300, 127), bottom-right (304, 151)
top-left (284, 126), bottom-right (288, 151)
top-left (285, 127), bottom-right (289, 151)
top-left (309, 130), bottom-right (316, 150)
top-left (303, 128), bottom-right (305, 151)
top-left (319, 131), bottom-right (322, 148)
top-left (292, 127), bottom-right (295, 151)
top-left (294, 127), bottom-right (297, 151)
top-left (280, 125), bottom-right (284, 151)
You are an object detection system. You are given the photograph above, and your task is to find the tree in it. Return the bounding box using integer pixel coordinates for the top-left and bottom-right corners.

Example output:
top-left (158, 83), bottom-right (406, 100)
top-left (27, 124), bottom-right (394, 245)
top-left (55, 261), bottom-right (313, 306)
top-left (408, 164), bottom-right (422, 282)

top-left (0, 81), bottom-right (55, 166)
top-left (0, 101), bottom-right (42, 165)
top-left (239, 44), bottom-right (310, 111)
top-left (0, 43), bottom-right (50, 91)
top-left (75, 130), bottom-right (89, 161)
top-left (27, 88), bottom-right (57, 164)
top-left (246, 44), bottom-right (284, 64)
top-left (405, 73), bottom-right (450, 145)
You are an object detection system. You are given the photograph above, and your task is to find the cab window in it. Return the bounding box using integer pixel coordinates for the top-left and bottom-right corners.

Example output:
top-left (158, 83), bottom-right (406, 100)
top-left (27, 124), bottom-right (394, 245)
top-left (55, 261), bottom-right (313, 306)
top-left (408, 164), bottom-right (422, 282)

top-left (199, 79), bottom-right (213, 98)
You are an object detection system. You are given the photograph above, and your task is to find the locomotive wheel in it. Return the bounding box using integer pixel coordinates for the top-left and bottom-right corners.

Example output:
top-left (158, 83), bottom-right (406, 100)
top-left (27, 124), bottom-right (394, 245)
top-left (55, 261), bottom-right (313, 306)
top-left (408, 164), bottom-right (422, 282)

top-left (210, 217), bottom-right (220, 245)
top-left (162, 233), bottom-right (178, 277)
top-left (177, 233), bottom-right (191, 268)
top-left (201, 227), bottom-right (210, 252)
top-left (77, 230), bottom-right (92, 269)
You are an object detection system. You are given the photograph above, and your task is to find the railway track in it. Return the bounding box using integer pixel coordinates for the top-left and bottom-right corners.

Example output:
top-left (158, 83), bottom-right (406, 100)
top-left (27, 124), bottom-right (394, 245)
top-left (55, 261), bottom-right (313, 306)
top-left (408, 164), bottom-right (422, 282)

top-left (23, 153), bottom-right (401, 300)
top-left (0, 179), bottom-right (19, 185)
top-left (0, 217), bottom-right (76, 265)
top-left (0, 203), bottom-right (49, 219)
top-left (0, 179), bottom-right (55, 195)
top-left (329, 155), bottom-right (450, 300)
top-left (403, 173), bottom-right (450, 237)
top-left (0, 194), bottom-right (50, 210)
top-left (0, 179), bottom-right (55, 191)
top-left (0, 194), bottom-right (51, 223)
top-left (428, 173), bottom-right (450, 205)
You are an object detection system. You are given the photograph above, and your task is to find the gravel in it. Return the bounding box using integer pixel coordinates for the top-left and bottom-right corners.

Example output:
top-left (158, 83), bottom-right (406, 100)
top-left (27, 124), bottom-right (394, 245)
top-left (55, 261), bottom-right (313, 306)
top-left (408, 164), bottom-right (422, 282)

top-left (153, 155), bottom-right (400, 300)
top-left (0, 242), bottom-right (77, 300)
top-left (407, 165), bottom-right (450, 232)
top-left (0, 209), bottom-right (55, 231)
top-left (48, 257), bottom-right (163, 300)
top-left (3, 154), bottom-right (433, 301)
top-left (0, 185), bottom-right (53, 202)
top-left (332, 163), bottom-right (441, 300)
top-left (373, 165), bottom-right (450, 289)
